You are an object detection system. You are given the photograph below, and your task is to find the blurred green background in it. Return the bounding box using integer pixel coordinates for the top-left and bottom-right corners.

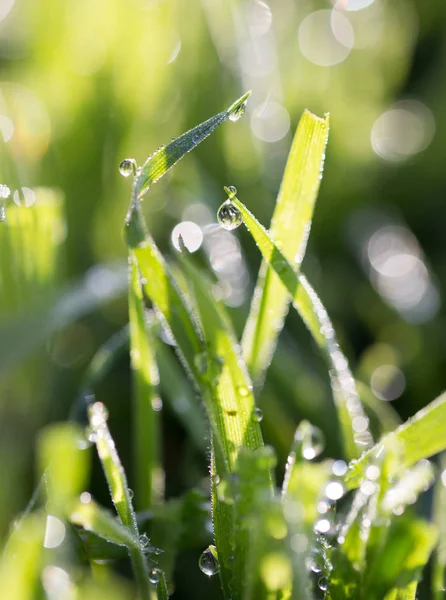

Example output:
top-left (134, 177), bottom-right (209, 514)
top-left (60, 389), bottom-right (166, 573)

top-left (1, 0), bottom-right (446, 595)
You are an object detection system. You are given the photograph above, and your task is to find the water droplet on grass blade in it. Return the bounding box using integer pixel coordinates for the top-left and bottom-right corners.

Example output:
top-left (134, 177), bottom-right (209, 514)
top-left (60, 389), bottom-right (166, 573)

top-left (229, 99), bottom-right (248, 122)
top-left (217, 200), bottom-right (242, 230)
top-left (253, 407), bottom-right (263, 422)
top-left (225, 185), bottom-right (237, 198)
top-left (294, 421), bottom-right (325, 460)
top-left (318, 577), bottom-right (328, 591)
top-left (149, 568), bottom-right (162, 584)
top-left (119, 158), bottom-right (137, 177)
top-left (0, 201), bottom-right (5, 222)
top-left (199, 545), bottom-right (220, 576)
top-left (139, 534), bottom-right (150, 548)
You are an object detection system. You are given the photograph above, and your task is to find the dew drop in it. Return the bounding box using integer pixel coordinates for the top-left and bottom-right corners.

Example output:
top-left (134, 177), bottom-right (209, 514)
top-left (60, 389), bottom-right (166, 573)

top-left (237, 385), bottom-right (250, 397)
top-left (128, 488), bottom-right (134, 500)
top-left (86, 427), bottom-right (98, 443)
top-left (199, 545), bottom-right (220, 576)
top-left (325, 481), bottom-right (344, 501)
top-left (217, 200), bottom-right (242, 231)
top-left (318, 577), bottom-right (328, 591)
top-left (229, 99), bottom-right (248, 122)
top-left (119, 158), bottom-right (137, 178)
top-left (253, 407), bottom-right (263, 422)
top-left (139, 534), bottom-right (150, 548)
top-left (226, 185), bottom-right (237, 199)
top-left (90, 402), bottom-right (109, 428)
top-left (149, 567), bottom-right (162, 584)
top-left (0, 201), bottom-right (5, 222)
top-left (294, 421), bottom-right (325, 460)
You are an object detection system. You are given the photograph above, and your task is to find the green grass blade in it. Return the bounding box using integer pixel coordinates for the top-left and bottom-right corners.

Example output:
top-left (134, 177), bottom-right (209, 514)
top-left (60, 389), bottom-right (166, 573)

top-left (71, 499), bottom-right (139, 549)
top-left (181, 260), bottom-right (266, 598)
top-left (37, 423), bottom-right (90, 517)
top-left (129, 254), bottom-right (162, 510)
top-left (87, 401), bottom-right (152, 598)
top-left (126, 202), bottom-right (205, 378)
top-left (433, 454), bottom-right (446, 599)
top-left (231, 194), bottom-right (371, 460)
top-left (242, 110), bottom-right (329, 384)
top-left (346, 392), bottom-right (446, 489)
top-left (134, 91), bottom-right (251, 199)
top-left (0, 513), bottom-right (45, 600)
top-left (87, 401), bottom-right (138, 533)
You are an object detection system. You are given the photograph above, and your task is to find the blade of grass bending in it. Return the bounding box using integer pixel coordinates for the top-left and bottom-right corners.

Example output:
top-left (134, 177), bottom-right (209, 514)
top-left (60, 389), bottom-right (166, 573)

top-left (133, 91), bottom-right (251, 199)
top-left (346, 392), bottom-right (446, 489)
top-left (129, 254), bottom-right (162, 510)
top-left (87, 402), bottom-right (151, 598)
top-left (231, 193), bottom-right (371, 460)
top-left (242, 110), bottom-right (329, 385)
top-left (71, 499), bottom-right (139, 549)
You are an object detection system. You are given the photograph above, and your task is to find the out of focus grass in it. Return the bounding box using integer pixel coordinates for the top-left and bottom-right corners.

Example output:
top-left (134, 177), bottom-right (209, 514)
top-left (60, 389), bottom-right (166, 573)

top-left (1, 0), bottom-right (446, 598)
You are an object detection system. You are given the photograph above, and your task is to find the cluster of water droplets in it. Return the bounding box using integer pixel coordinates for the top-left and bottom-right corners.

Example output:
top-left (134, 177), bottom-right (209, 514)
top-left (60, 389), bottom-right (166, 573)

top-left (86, 401), bottom-right (109, 443)
top-left (217, 186), bottom-right (242, 231)
top-left (0, 184), bottom-right (10, 222)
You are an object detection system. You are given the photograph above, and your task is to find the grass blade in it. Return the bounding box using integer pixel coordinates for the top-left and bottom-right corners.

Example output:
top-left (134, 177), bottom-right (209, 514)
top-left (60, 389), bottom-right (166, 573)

top-left (231, 193), bottom-right (371, 460)
top-left (134, 92), bottom-right (251, 199)
top-left (87, 401), bottom-right (152, 599)
top-left (0, 514), bottom-right (45, 600)
top-left (71, 499), bottom-right (139, 549)
top-left (346, 392), bottom-right (446, 489)
top-left (433, 454), bottom-right (446, 599)
top-left (128, 254), bottom-right (162, 510)
top-left (242, 110), bottom-right (329, 384)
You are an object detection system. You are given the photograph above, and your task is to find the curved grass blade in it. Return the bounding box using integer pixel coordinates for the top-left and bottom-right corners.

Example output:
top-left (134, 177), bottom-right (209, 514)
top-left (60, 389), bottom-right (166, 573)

top-left (242, 110), bottom-right (329, 385)
top-left (231, 193), bottom-right (372, 460)
top-left (134, 91), bottom-right (251, 199)
top-left (71, 499), bottom-right (139, 549)
top-left (129, 254), bottom-right (162, 510)
top-left (346, 392), bottom-right (446, 490)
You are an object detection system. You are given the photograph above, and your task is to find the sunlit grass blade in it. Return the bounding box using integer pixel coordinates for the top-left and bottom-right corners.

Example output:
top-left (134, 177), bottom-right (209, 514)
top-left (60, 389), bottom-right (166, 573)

top-left (346, 392), bottom-right (446, 489)
top-left (128, 254), bottom-right (162, 510)
top-left (134, 91), bottom-right (251, 199)
top-left (87, 401), bottom-right (152, 598)
top-left (181, 259), bottom-right (266, 598)
top-left (0, 513), bottom-right (45, 600)
top-left (364, 517), bottom-right (437, 600)
top-left (126, 202), bottom-right (205, 377)
top-left (432, 454), bottom-right (446, 599)
top-left (231, 193), bottom-right (371, 460)
top-left (87, 402), bottom-right (137, 532)
top-left (242, 110), bottom-right (329, 384)
top-left (71, 499), bottom-right (139, 549)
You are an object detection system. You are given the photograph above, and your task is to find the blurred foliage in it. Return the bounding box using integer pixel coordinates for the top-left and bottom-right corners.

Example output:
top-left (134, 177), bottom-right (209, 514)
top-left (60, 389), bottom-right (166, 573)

top-left (1, 0), bottom-right (446, 598)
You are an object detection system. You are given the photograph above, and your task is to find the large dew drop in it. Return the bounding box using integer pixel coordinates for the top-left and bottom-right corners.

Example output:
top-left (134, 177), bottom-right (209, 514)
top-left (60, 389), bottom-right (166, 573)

top-left (229, 99), bottom-right (248, 122)
top-left (199, 545), bottom-right (220, 576)
top-left (294, 421), bottom-right (325, 460)
top-left (119, 158), bottom-right (137, 178)
top-left (217, 200), bottom-right (242, 231)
